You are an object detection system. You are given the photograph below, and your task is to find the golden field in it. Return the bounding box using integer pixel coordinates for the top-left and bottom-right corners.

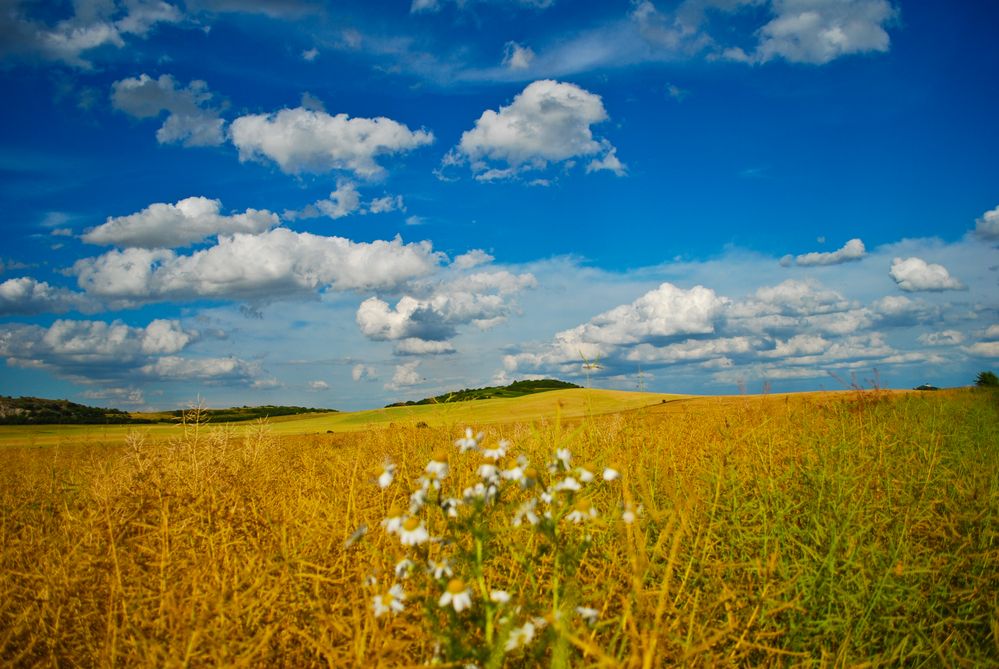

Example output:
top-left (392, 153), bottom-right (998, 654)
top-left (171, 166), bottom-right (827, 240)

top-left (1, 388), bottom-right (996, 667)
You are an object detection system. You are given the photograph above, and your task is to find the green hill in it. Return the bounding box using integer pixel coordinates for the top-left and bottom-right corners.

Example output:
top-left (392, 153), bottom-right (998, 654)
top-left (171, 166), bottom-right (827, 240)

top-left (385, 378), bottom-right (580, 407)
top-left (154, 405), bottom-right (336, 423)
top-left (0, 396), bottom-right (336, 425)
top-left (0, 396), bottom-right (148, 425)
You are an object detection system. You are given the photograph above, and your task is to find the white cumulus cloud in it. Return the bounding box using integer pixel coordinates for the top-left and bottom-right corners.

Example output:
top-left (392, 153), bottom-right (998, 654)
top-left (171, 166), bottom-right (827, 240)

top-left (889, 257), bottom-right (965, 292)
top-left (918, 330), bottom-right (964, 346)
top-left (351, 363), bottom-right (377, 381)
top-left (72, 229), bottom-right (443, 302)
top-left (394, 338), bottom-right (456, 356)
top-left (451, 249), bottom-right (494, 270)
top-left (355, 270), bottom-right (536, 348)
top-left (83, 196), bottom-right (279, 248)
top-left (112, 74), bottom-right (225, 147)
top-left (0, 318), bottom-right (238, 385)
top-left (2, 0), bottom-right (183, 68)
top-left (790, 238), bottom-right (866, 266)
top-left (503, 41), bottom-right (535, 70)
top-left (229, 107), bottom-right (434, 179)
top-left (974, 205), bottom-right (999, 241)
top-left (734, 0), bottom-right (898, 65)
top-left (0, 277), bottom-right (95, 315)
top-left (286, 180), bottom-right (406, 220)
top-left (385, 360), bottom-right (422, 389)
top-left (449, 80), bottom-right (624, 180)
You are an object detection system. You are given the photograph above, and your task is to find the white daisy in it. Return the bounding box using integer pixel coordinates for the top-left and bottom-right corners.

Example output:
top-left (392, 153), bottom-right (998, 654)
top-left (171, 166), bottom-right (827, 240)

top-left (576, 463), bottom-right (596, 483)
top-left (576, 606), bottom-right (599, 625)
top-left (512, 498), bottom-right (540, 527)
top-left (555, 476), bottom-right (582, 492)
top-left (372, 583), bottom-right (406, 617)
top-left (455, 428), bottom-right (483, 453)
top-left (566, 498), bottom-right (597, 523)
top-left (603, 466), bottom-right (620, 481)
top-left (505, 621), bottom-right (536, 651)
top-left (556, 447), bottom-right (572, 470)
top-left (377, 461), bottom-right (396, 489)
top-left (490, 590), bottom-right (511, 604)
top-left (427, 558), bottom-right (453, 580)
top-left (477, 463), bottom-right (499, 481)
top-left (381, 507), bottom-right (405, 534)
top-left (399, 517), bottom-right (430, 546)
top-left (500, 459), bottom-right (525, 482)
top-left (439, 578), bottom-right (473, 613)
top-left (410, 487), bottom-right (428, 514)
top-left (394, 557), bottom-right (415, 579)
top-left (481, 439), bottom-right (509, 460)
top-left (423, 452), bottom-right (449, 490)
top-left (441, 497), bottom-right (462, 518)
top-left (463, 482), bottom-right (498, 504)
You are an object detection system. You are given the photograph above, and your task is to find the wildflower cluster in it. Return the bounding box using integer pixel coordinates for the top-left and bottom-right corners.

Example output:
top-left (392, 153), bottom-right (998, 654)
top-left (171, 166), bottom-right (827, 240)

top-left (364, 427), bottom-right (626, 666)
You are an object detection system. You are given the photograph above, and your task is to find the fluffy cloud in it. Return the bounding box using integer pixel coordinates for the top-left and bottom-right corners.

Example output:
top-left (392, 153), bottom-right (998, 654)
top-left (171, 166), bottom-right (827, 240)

top-left (229, 107), bottom-right (434, 178)
top-left (138, 356), bottom-right (258, 381)
top-left (965, 341), bottom-right (999, 358)
top-left (72, 229), bottom-right (443, 301)
top-left (0, 277), bottom-right (94, 315)
top-left (503, 42), bottom-right (535, 70)
top-left (889, 257), bottom-right (965, 292)
top-left (506, 282), bottom-right (727, 372)
top-left (82, 196), bottom-right (279, 248)
top-left (351, 363), bottom-right (376, 381)
top-left (448, 80), bottom-right (624, 180)
top-left (385, 360), bottom-right (422, 389)
top-left (501, 269), bottom-right (966, 388)
top-left (567, 282), bottom-right (725, 345)
top-left (81, 387), bottom-right (145, 405)
top-left (307, 380), bottom-right (330, 390)
top-left (730, 280), bottom-right (853, 320)
top-left (727, 0), bottom-right (898, 65)
top-left (918, 330), bottom-right (964, 346)
top-left (112, 74), bottom-right (225, 147)
top-left (451, 249), bottom-right (494, 270)
top-left (974, 205), bottom-right (999, 241)
top-left (783, 238), bottom-right (866, 267)
top-left (1, 0), bottom-right (183, 67)
top-left (355, 270), bottom-right (537, 349)
top-left (0, 318), bottom-right (249, 385)
top-left (394, 338), bottom-right (456, 356)
top-left (286, 180), bottom-right (406, 221)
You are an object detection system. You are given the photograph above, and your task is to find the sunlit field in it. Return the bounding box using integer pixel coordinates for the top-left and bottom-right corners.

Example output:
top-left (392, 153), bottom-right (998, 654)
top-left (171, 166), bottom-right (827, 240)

top-left (1, 388), bottom-right (996, 667)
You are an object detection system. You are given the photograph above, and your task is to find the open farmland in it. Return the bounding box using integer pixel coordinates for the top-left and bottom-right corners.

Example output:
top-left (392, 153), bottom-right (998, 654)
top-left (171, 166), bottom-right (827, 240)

top-left (1, 388), bottom-right (997, 667)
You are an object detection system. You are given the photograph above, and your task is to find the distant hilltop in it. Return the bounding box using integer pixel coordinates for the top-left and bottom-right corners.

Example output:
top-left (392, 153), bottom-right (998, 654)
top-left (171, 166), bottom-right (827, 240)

top-left (0, 396), bottom-right (336, 425)
top-left (386, 379), bottom-right (580, 408)
top-left (0, 395), bottom-right (142, 425)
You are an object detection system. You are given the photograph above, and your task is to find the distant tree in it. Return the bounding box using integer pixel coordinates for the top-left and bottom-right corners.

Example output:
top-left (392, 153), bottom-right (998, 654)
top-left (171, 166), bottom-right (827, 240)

top-left (975, 371), bottom-right (999, 387)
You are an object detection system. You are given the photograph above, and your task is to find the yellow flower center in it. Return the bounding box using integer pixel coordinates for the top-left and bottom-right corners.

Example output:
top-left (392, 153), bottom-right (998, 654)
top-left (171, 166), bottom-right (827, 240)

top-left (574, 499), bottom-right (592, 513)
top-left (386, 506), bottom-right (403, 518)
top-left (446, 578), bottom-right (466, 594)
top-left (523, 467), bottom-right (538, 480)
top-left (401, 517), bottom-right (421, 532)
top-left (432, 450), bottom-right (449, 463)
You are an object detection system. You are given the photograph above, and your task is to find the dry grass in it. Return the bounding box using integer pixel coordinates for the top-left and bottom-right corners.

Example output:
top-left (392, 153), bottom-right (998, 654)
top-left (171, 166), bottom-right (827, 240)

top-left (1, 389), bottom-right (997, 667)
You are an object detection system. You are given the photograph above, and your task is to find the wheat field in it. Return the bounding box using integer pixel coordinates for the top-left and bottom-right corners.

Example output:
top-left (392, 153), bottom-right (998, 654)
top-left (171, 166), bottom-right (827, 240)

top-left (1, 388), bottom-right (997, 667)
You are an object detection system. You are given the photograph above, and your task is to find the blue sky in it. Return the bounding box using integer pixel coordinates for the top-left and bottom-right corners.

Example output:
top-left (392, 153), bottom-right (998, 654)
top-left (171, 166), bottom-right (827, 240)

top-left (1, 0), bottom-right (997, 411)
